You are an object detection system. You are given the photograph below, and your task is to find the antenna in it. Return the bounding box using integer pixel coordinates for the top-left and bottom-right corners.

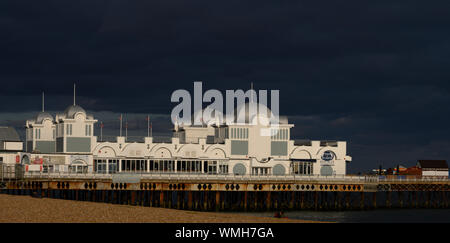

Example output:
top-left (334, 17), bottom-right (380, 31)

top-left (42, 92), bottom-right (45, 112)
top-left (73, 83), bottom-right (76, 106)
top-left (120, 114), bottom-right (123, 137)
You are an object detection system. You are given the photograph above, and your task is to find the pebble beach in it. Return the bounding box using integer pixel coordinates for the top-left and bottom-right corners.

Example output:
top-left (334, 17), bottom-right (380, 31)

top-left (0, 194), bottom-right (322, 223)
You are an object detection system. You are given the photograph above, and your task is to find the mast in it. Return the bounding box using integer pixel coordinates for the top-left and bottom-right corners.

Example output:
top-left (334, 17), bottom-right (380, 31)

top-left (42, 92), bottom-right (45, 112)
top-left (120, 114), bottom-right (123, 137)
top-left (73, 83), bottom-right (76, 106)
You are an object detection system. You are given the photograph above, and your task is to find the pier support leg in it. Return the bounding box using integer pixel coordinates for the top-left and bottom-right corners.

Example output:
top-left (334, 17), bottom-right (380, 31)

top-left (414, 191), bottom-right (418, 208)
top-left (254, 192), bottom-right (258, 211)
top-left (215, 191), bottom-right (220, 211)
top-left (300, 192), bottom-right (305, 210)
top-left (314, 191), bottom-right (318, 211)
top-left (372, 192), bottom-right (377, 209)
top-left (160, 191), bottom-right (164, 208)
top-left (188, 191), bottom-right (193, 210)
top-left (360, 192), bottom-right (365, 210)
top-left (149, 191), bottom-right (153, 207)
top-left (274, 192), bottom-right (278, 210)
top-left (267, 192), bottom-right (271, 211)
top-left (443, 191), bottom-right (448, 208)
top-left (399, 191), bottom-right (403, 208)
top-left (345, 192), bottom-right (350, 210)
top-left (333, 192), bottom-right (338, 210)
top-left (204, 191), bottom-right (208, 211)
top-left (131, 191), bottom-right (136, 206)
top-left (289, 191), bottom-right (295, 209)
top-left (244, 191), bottom-right (248, 211)
top-left (386, 191), bottom-right (391, 208)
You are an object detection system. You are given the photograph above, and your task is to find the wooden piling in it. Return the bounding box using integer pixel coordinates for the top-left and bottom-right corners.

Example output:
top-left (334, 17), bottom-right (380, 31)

top-left (314, 191), bottom-right (318, 210)
top-left (266, 192), bottom-right (271, 211)
top-left (244, 191), bottom-right (248, 211)
top-left (372, 192), bottom-right (377, 209)
top-left (360, 192), bottom-right (364, 210)
top-left (215, 191), bottom-right (220, 211)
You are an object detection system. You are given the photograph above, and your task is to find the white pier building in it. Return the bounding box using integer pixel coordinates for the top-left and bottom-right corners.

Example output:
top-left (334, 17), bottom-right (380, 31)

top-left (2, 91), bottom-right (352, 177)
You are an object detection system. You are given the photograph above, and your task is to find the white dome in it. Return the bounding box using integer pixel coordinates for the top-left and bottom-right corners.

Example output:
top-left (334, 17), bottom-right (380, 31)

top-left (64, 105), bottom-right (86, 119)
top-left (35, 112), bottom-right (54, 124)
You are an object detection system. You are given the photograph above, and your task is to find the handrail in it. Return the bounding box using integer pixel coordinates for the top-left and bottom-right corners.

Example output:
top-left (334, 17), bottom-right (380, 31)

top-left (2, 164), bottom-right (448, 182)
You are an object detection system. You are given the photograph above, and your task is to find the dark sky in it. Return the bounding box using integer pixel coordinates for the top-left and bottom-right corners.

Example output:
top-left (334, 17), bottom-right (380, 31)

top-left (1, 1), bottom-right (450, 173)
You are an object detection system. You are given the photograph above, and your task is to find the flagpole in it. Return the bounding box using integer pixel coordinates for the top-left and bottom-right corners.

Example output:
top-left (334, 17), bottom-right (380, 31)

top-left (100, 121), bottom-right (103, 142)
top-left (125, 121), bottom-right (128, 142)
top-left (147, 115), bottom-right (150, 137)
top-left (120, 114), bottom-right (123, 137)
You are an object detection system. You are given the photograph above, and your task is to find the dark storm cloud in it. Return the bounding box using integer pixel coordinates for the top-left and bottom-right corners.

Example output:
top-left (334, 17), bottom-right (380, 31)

top-left (1, 0), bottom-right (450, 172)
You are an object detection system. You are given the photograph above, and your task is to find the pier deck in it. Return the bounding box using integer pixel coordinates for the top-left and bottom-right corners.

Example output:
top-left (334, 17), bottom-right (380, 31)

top-left (1, 174), bottom-right (449, 211)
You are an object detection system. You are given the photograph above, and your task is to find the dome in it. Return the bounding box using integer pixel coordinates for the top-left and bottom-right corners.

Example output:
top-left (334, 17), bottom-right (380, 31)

top-left (64, 105), bottom-right (86, 119)
top-left (35, 112), bottom-right (54, 124)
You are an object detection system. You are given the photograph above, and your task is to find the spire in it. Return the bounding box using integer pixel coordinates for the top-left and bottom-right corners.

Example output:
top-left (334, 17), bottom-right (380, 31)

top-left (42, 92), bottom-right (45, 112)
top-left (73, 83), bottom-right (76, 106)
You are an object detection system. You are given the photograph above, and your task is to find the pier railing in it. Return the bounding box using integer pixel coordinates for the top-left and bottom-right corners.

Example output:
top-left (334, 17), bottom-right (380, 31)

top-left (18, 171), bottom-right (448, 183)
top-left (2, 164), bottom-right (448, 183)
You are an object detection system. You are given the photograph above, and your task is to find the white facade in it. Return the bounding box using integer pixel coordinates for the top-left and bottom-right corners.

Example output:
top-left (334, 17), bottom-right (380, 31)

top-left (5, 100), bottom-right (352, 177)
top-left (422, 170), bottom-right (449, 177)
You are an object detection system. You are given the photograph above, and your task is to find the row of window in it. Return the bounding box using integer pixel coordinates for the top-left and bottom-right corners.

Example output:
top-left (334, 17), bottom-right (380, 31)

top-left (28, 128), bottom-right (57, 140)
top-left (271, 128), bottom-right (289, 140)
top-left (94, 159), bottom-right (229, 174)
top-left (252, 167), bottom-right (271, 175)
top-left (61, 124), bottom-right (93, 136)
top-left (292, 162), bottom-right (313, 175)
top-left (228, 127), bottom-right (249, 140)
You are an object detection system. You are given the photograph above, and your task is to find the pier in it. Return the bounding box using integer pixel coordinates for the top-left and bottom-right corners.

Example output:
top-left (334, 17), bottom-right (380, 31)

top-left (1, 172), bottom-right (448, 211)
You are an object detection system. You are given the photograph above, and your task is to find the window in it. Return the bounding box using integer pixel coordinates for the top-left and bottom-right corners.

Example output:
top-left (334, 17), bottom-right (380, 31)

top-left (66, 124), bottom-right (72, 135)
top-left (207, 161), bottom-right (217, 174)
top-left (252, 167), bottom-right (270, 175)
top-left (219, 164), bottom-right (228, 174)
top-left (69, 161), bottom-right (87, 174)
top-left (95, 159), bottom-right (107, 174)
top-left (85, 124), bottom-right (92, 136)
top-left (292, 161), bottom-right (313, 175)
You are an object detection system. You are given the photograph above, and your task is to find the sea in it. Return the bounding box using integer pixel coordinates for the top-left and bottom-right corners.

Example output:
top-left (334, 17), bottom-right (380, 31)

top-left (234, 209), bottom-right (450, 223)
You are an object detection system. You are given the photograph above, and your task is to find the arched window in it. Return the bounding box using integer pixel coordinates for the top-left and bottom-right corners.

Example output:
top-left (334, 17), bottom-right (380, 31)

top-left (69, 160), bottom-right (87, 174)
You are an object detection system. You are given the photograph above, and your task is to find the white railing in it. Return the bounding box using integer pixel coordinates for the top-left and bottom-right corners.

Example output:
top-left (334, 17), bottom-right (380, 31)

top-left (1, 163), bottom-right (446, 183)
top-left (20, 171), bottom-right (382, 182)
